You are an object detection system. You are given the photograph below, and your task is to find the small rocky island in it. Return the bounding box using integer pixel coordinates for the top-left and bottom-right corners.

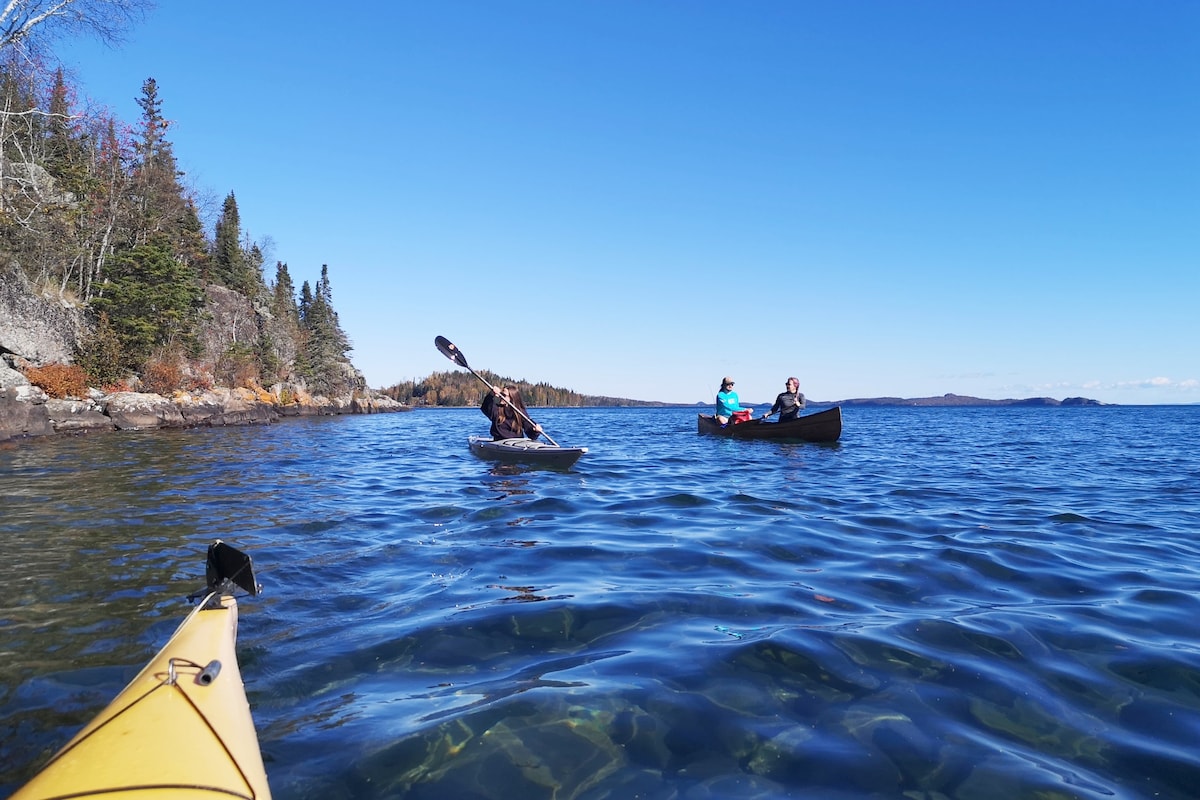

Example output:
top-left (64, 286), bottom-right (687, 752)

top-left (829, 393), bottom-right (1103, 407)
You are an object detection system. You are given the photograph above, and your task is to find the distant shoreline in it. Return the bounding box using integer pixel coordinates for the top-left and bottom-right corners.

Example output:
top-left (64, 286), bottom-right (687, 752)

top-left (413, 393), bottom-right (1115, 409)
top-left (805, 393), bottom-right (1104, 408)
top-left (655, 392), bottom-right (1108, 408)
top-left (623, 392), bottom-right (1110, 408)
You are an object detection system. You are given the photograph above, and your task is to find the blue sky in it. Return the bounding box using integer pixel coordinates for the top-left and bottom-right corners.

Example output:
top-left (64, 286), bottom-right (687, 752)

top-left (56, 1), bottom-right (1197, 405)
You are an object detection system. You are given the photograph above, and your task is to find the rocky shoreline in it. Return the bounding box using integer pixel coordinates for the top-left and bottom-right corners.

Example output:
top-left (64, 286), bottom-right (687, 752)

top-left (0, 382), bottom-right (408, 444)
top-left (2, 246), bottom-right (418, 444)
top-left (1, 270), bottom-right (409, 444)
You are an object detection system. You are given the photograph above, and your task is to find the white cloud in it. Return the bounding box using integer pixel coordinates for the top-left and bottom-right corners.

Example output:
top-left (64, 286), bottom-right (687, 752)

top-left (1114, 377), bottom-right (1196, 391)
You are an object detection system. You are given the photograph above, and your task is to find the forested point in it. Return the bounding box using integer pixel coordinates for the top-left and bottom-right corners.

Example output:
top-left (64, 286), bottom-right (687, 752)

top-left (379, 371), bottom-right (669, 408)
top-left (1, 23), bottom-right (359, 401)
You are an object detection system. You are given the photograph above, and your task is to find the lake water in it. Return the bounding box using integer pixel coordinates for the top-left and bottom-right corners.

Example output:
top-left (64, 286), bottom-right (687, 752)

top-left (2, 405), bottom-right (1199, 799)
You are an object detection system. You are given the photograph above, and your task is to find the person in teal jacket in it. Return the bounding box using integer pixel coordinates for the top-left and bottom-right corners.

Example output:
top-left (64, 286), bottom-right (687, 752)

top-left (715, 376), bottom-right (748, 424)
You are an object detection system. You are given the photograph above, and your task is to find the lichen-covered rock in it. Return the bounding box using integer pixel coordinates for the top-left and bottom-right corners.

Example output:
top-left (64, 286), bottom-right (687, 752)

top-left (176, 387), bottom-right (279, 426)
top-left (198, 285), bottom-right (260, 367)
top-left (46, 398), bottom-right (113, 432)
top-left (353, 393), bottom-right (406, 413)
top-left (0, 386), bottom-right (53, 440)
top-left (1, 359), bottom-right (28, 390)
top-left (103, 391), bottom-right (186, 430)
top-left (0, 261), bottom-right (82, 365)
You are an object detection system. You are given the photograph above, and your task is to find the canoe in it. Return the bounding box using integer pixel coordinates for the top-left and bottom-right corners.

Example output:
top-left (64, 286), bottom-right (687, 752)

top-left (12, 541), bottom-right (271, 800)
top-left (468, 435), bottom-right (588, 468)
top-left (697, 406), bottom-right (842, 443)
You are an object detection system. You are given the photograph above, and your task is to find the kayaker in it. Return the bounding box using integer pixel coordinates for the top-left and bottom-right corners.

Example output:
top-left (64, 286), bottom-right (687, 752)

top-left (763, 376), bottom-right (806, 422)
top-left (481, 385), bottom-right (544, 440)
top-left (715, 376), bottom-right (751, 425)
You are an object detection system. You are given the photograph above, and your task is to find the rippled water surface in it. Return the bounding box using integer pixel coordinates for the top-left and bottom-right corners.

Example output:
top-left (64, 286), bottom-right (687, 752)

top-left (2, 406), bottom-right (1199, 799)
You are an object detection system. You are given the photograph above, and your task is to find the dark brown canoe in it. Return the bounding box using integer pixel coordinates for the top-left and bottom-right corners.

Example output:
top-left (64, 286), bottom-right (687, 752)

top-left (697, 406), bottom-right (842, 443)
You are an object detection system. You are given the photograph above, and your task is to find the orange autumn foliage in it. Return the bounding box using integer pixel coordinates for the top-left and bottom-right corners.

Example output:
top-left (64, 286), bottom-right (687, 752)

top-left (22, 363), bottom-right (89, 399)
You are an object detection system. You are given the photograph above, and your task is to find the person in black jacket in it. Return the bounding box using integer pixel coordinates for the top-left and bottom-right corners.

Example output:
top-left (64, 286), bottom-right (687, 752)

top-left (763, 377), bottom-right (805, 422)
top-left (481, 385), bottom-right (544, 440)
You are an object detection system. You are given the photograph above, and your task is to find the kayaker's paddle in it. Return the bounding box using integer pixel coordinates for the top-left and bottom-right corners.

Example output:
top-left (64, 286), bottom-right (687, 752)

top-left (434, 335), bottom-right (561, 446)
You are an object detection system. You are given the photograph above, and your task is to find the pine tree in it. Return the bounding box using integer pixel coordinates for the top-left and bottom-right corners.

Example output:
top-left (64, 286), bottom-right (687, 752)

top-left (174, 199), bottom-right (210, 297)
top-left (270, 261), bottom-right (298, 323)
top-left (130, 78), bottom-right (188, 247)
top-left (243, 240), bottom-right (265, 297)
top-left (211, 191), bottom-right (244, 288)
top-left (295, 279), bottom-right (315, 384)
top-left (314, 263), bottom-right (351, 358)
top-left (76, 311), bottom-right (129, 388)
top-left (43, 68), bottom-right (91, 195)
top-left (90, 233), bottom-right (202, 369)
top-left (297, 265), bottom-right (352, 395)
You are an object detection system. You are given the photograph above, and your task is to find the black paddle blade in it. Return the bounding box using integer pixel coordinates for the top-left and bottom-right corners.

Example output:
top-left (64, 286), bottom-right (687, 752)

top-left (434, 335), bottom-right (470, 369)
top-left (205, 540), bottom-right (260, 596)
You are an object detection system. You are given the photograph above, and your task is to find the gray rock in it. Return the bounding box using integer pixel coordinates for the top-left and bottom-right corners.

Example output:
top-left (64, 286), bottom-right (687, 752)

top-left (177, 388), bottom-right (278, 426)
top-left (103, 391), bottom-right (186, 430)
top-left (45, 398), bottom-right (114, 433)
top-left (0, 386), bottom-right (53, 441)
top-left (0, 261), bottom-right (82, 364)
top-left (0, 359), bottom-right (28, 390)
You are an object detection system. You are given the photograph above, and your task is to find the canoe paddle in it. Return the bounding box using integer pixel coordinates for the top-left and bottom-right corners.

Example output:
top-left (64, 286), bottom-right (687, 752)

top-left (434, 335), bottom-right (561, 446)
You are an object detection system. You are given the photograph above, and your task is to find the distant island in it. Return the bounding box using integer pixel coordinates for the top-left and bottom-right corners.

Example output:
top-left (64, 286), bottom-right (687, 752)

top-left (725, 393), bottom-right (1104, 408)
top-left (379, 373), bottom-right (1106, 408)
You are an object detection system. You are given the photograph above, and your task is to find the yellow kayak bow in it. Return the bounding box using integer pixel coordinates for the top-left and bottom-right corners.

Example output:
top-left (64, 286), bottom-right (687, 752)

top-left (12, 541), bottom-right (271, 800)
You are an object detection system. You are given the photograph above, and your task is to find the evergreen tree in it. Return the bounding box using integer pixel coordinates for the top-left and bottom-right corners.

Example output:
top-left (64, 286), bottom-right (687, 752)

top-left (129, 77), bottom-right (188, 247)
top-left (76, 311), bottom-right (129, 388)
top-left (314, 263), bottom-right (350, 358)
top-left (297, 265), bottom-right (352, 395)
top-left (43, 68), bottom-right (91, 195)
top-left (298, 279), bottom-right (313, 324)
top-left (267, 260), bottom-right (302, 381)
top-left (243, 239), bottom-right (265, 297)
top-left (173, 199), bottom-right (210, 296)
top-left (295, 279), bottom-right (315, 384)
top-left (254, 330), bottom-right (280, 385)
top-left (208, 192), bottom-right (265, 296)
top-left (90, 233), bottom-right (202, 369)
top-left (211, 191), bottom-right (244, 289)
top-left (270, 261), bottom-right (298, 323)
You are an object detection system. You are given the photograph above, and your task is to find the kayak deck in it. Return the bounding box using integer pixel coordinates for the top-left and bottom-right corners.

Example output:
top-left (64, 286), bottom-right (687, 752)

top-left (468, 435), bottom-right (587, 468)
top-left (12, 545), bottom-right (270, 800)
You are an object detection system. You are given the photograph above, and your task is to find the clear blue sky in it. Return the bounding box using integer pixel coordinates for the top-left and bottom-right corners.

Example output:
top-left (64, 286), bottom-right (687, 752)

top-left (57, 1), bottom-right (1198, 405)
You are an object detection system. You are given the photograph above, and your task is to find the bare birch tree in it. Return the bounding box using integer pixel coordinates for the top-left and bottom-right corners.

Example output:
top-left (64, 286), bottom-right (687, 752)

top-left (0, 1), bottom-right (149, 300)
top-left (1, 0), bottom-right (151, 61)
